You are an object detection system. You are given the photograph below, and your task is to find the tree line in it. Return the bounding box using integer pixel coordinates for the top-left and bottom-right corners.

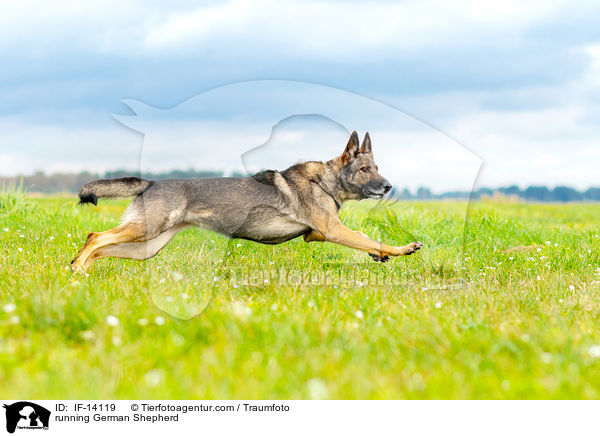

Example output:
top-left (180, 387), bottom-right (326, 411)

top-left (0, 169), bottom-right (238, 194)
top-left (1, 170), bottom-right (599, 202)
top-left (396, 185), bottom-right (600, 202)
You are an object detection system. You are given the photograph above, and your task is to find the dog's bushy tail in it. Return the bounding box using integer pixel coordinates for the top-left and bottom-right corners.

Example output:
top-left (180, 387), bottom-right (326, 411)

top-left (78, 177), bottom-right (153, 206)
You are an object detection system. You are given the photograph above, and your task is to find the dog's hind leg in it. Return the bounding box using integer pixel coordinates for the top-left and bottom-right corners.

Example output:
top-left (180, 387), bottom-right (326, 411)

top-left (72, 222), bottom-right (151, 273)
top-left (82, 225), bottom-right (185, 270)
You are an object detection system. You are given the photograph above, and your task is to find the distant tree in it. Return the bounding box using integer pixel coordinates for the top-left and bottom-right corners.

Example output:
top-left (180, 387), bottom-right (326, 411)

top-left (439, 191), bottom-right (470, 199)
top-left (552, 186), bottom-right (582, 202)
top-left (395, 188), bottom-right (413, 199)
top-left (416, 187), bottom-right (432, 199)
top-left (584, 187), bottom-right (600, 201)
top-left (523, 186), bottom-right (551, 202)
top-left (2, 168), bottom-right (600, 202)
top-left (498, 185), bottom-right (521, 197)
top-left (104, 169), bottom-right (136, 178)
top-left (104, 169), bottom-right (224, 180)
top-left (477, 187), bottom-right (494, 199)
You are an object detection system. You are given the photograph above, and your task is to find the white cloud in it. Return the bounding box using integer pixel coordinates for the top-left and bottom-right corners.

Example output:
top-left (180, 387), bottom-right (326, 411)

top-left (379, 38), bottom-right (600, 190)
top-left (142, 0), bottom-right (570, 57)
top-left (0, 113), bottom-right (481, 193)
top-left (0, 1), bottom-right (159, 55)
top-left (445, 105), bottom-right (600, 189)
top-left (532, 153), bottom-right (561, 167)
top-left (144, 1), bottom-right (252, 48)
top-left (0, 0), bottom-right (575, 58)
top-left (0, 117), bottom-right (142, 175)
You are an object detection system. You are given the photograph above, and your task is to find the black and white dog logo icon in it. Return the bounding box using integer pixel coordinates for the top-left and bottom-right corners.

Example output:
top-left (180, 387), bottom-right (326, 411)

top-left (3, 402), bottom-right (50, 433)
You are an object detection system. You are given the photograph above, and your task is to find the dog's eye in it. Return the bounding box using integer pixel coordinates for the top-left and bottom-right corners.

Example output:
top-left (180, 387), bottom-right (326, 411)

top-left (360, 166), bottom-right (370, 173)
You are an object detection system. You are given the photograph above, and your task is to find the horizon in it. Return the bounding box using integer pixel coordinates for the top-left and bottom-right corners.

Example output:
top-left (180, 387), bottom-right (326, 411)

top-left (3, 167), bottom-right (599, 197)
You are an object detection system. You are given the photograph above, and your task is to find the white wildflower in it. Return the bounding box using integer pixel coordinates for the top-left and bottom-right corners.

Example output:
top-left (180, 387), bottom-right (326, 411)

top-left (306, 378), bottom-right (329, 400)
top-left (171, 333), bottom-right (184, 347)
top-left (172, 272), bottom-right (184, 282)
top-left (3, 303), bottom-right (16, 313)
top-left (80, 330), bottom-right (95, 341)
top-left (231, 301), bottom-right (251, 320)
top-left (144, 369), bottom-right (165, 387)
top-left (589, 345), bottom-right (600, 358)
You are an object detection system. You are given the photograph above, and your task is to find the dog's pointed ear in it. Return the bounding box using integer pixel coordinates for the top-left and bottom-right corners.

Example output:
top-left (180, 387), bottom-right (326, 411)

top-left (341, 131), bottom-right (360, 164)
top-left (360, 132), bottom-right (372, 154)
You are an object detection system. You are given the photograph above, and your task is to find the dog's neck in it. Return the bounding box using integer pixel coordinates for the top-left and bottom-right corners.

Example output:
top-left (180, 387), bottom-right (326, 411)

top-left (319, 158), bottom-right (358, 206)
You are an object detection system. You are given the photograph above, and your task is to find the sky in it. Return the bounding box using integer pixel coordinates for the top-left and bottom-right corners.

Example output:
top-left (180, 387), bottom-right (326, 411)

top-left (1, 0), bottom-right (599, 192)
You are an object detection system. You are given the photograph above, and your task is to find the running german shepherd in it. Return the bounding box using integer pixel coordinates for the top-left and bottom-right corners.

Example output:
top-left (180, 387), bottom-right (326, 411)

top-left (71, 131), bottom-right (422, 273)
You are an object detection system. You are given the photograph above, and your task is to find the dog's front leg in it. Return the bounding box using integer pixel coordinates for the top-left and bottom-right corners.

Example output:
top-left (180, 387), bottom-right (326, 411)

top-left (314, 222), bottom-right (422, 260)
top-left (303, 230), bottom-right (326, 242)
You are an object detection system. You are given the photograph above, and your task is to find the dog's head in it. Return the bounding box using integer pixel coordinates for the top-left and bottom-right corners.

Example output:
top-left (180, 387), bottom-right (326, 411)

top-left (338, 131), bottom-right (392, 200)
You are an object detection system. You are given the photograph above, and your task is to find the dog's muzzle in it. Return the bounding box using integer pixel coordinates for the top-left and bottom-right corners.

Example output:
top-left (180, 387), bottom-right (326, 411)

top-left (365, 181), bottom-right (392, 199)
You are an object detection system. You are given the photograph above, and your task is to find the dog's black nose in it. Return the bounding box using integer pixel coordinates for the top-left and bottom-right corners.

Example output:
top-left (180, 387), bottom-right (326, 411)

top-left (383, 182), bottom-right (392, 194)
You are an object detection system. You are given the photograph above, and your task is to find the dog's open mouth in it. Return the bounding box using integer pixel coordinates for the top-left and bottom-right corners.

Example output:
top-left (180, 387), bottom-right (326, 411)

top-left (366, 191), bottom-right (386, 199)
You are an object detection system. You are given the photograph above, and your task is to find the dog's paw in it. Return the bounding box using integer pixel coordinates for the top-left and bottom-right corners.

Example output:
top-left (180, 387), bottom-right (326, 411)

top-left (405, 241), bottom-right (423, 255)
top-left (71, 259), bottom-right (86, 274)
top-left (369, 253), bottom-right (390, 262)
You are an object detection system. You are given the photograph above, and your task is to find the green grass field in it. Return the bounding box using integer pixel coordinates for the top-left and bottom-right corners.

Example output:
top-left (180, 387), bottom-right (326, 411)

top-left (1, 190), bottom-right (600, 399)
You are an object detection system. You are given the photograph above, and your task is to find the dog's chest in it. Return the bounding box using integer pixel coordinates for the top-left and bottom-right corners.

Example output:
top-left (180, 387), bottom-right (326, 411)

top-left (236, 215), bottom-right (309, 244)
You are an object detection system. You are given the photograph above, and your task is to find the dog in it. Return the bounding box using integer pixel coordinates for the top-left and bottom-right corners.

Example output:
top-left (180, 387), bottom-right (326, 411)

top-left (71, 131), bottom-right (422, 273)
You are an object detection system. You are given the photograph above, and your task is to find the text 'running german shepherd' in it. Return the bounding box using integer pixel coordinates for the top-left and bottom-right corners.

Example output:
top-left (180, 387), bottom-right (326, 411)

top-left (71, 131), bottom-right (422, 273)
